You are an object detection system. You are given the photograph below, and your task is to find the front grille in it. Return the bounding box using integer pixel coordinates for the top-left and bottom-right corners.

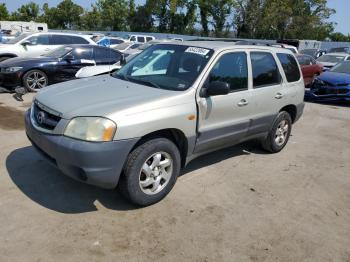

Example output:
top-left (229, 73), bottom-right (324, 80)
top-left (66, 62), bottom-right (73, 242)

top-left (32, 102), bottom-right (61, 130)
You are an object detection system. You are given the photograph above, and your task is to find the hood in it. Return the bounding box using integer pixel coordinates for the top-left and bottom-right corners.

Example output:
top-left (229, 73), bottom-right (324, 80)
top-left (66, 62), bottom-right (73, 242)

top-left (318, 62), bottom-right (337, 68)
top-left (35, 75), bottom-right (188, 119)
top-left (0, 56), bottom-right (57, 67)
top-left (318, 71), bottom-right (350, 86)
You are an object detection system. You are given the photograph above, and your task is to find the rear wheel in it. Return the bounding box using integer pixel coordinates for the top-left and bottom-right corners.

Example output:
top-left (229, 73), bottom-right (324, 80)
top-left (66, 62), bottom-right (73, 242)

top-left (23, 69), bottom-right (48, 92)
top-left (261, 111), bottom-right (292, 153)
top-left (118, 138), bottom-right (181, 206)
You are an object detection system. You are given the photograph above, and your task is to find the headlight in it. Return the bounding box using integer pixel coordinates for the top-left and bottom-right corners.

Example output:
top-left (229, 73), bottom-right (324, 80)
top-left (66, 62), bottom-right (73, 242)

top-left (2, 67), bottom-right (23, 73)
top-left (64, 117), bottom-right (116, 142)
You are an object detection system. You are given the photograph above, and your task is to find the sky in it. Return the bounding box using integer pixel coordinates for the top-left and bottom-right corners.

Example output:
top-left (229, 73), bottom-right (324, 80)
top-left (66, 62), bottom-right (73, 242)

top-left (1, 0), bottom-right (349, 35)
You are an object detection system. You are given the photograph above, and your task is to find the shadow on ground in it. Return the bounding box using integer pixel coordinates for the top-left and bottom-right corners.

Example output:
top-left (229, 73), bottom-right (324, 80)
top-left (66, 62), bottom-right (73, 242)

top-left (6, 141), bottom-right (265, 214)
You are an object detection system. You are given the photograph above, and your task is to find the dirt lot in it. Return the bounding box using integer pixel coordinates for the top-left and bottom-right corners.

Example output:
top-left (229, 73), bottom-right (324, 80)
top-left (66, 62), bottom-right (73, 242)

top-left (0, 92), bottom-right (349, 262)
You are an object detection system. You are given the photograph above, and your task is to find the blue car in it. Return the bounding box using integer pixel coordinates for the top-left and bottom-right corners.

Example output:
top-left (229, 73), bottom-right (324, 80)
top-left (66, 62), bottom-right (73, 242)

top-left (306, 61), bottom-right (350, 102)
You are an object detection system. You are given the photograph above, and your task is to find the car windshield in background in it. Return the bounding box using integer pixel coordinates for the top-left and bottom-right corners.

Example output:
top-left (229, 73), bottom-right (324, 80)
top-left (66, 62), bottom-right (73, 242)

top-left (113, 44), bottom-right (214, 91)
top-left (4, 33), bottom-right (30, 44)
top-left (329, 47), bottom-right (349, 53)
top-left (43, 46), bottom-right (73, 58)
top-left (114, 42), bottom-right (132, 50)
top-left (317, 55), bottom-right (345, 63)
top-left (330, 62), bottom-right (350, 74)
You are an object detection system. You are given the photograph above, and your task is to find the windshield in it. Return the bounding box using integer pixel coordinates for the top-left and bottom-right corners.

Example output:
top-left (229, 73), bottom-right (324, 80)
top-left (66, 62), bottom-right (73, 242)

top-left (4, 33), bottom-right (30, 44)
top-left (114, 42), bottom-right (132, 50)
top-left (330, 62), bottom-right (350, 74)
top-left (42, 46), bottom-right (73, 58)
top-left (317, 54), bottom-right (345, 63)
top-left (113, 44), bottom-right (214, 91)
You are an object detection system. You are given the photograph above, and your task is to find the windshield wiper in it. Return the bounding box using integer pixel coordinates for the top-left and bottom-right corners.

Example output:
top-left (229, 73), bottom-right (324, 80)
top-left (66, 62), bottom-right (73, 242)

top-left (117, 74), bottom-right (161, 89)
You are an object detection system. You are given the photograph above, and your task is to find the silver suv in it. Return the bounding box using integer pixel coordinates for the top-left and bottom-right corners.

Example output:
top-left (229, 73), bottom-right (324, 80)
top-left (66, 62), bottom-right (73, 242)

top-left (25, 42), bottom-right (304, 206)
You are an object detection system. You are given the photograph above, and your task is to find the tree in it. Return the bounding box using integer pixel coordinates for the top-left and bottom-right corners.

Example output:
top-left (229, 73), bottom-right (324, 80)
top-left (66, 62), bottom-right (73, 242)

top-left (95, 0), bottom-right (129, 31)
top-left (80, 5), bottom-right (103, 31)
top-left (128, 5), bottom-right (154, 32)
top-left (329, 32), bottom-right (350, 42)
top-left (0, 3), bottom-right (9, 20)
top-left (209, 0), bottom-right (233, 37)
top-left (11, 2), bottom-right (40, 22)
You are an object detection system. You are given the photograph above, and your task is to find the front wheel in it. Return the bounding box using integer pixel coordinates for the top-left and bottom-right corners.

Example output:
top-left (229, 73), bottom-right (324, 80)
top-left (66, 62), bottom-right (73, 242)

top-left (23, 69), bottom-right (48, 92)
top-left (118, 138), bottom-right (181, 206)
top-left (261, 111), bottom-right (292, 153)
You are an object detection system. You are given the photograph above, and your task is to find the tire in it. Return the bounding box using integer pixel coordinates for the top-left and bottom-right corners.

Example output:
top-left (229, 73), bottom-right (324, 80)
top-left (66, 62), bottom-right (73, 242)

top-left (118, 138), bottom-right (181, 206)
top-left (0, 56), bottom-right (12, 62)
top-left (22, 69), bottom-right (48, 92)
top-left (261, 111), bottom-right (292, 153)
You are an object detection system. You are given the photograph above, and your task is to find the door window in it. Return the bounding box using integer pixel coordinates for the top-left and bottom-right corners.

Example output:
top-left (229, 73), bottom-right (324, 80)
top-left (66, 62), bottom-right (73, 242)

top-left (50, 35), bottom-right (72, 45)
top-left (146, 37), bottom-right (153, 42)
top-left (137, 37), bottom-right (145, 43)
top-left (71, 47), bottom-right (93, 60)
top-left (251, 52), bottom-right (281, 88)
top-left (27, 34), bottom-right (49, 45)
top-left (71, 36), bottom-right (90, 44)
top-left (277, 53), bottom-right (301, 82)
top-left (208, 52), bottom-right (248, 92)
top-left (94, 47), bottom-right (121, 64)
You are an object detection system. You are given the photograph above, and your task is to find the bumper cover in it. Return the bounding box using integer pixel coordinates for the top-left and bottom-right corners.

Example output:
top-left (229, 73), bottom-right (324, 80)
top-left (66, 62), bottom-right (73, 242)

top-left (25, 110), bottom-right (139, 189)
top-left (0, 72), bottom-right (22, 89)
top-left (305, 87), bottom-right (350, 102)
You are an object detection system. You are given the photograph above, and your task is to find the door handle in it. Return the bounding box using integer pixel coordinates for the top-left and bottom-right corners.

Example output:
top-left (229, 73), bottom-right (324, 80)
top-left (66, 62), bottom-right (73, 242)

top-left (237, 99), bottom-right (249, 107)
top-left (275, 93), bottom-right (283, 99)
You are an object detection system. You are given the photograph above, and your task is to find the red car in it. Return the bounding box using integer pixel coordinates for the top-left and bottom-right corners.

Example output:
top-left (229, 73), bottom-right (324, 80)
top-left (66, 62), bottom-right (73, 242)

top-left (296, 54), bottom-right (324, 86)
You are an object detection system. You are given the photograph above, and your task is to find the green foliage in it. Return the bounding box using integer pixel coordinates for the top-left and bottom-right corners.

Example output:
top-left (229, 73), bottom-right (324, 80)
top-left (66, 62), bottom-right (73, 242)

top-left (10, 2), bottom-right (40, 21)
top-left (0, 0), bottom-right (346, 41)
top-left (0, 3), bottom-right (9, 20)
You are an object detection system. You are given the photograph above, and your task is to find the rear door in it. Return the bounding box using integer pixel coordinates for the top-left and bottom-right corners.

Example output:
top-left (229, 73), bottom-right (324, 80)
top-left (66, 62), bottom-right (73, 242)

top-left (247, 51), bottom-right (287, 136)
top-left (195, 51), bottom-right (252, 154)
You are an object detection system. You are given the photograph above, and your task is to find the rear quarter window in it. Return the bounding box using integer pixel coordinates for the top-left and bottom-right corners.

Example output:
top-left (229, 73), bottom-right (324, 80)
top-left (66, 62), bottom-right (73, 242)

top-left (277, 53), bottom-right (301, 82)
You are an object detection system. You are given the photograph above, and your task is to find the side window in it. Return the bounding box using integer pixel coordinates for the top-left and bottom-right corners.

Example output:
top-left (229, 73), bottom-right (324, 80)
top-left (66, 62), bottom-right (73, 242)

top-left (50, 35), bottom-right (72, 45)
top-left (146, 37), bottom-right (153, 42)
top-left (137, 37), bottom-right (145, 43)
top-left (347, 57), bottom-right (350, 61)
top-left (251, 52), bottom-right (281, 88)
top-left (277, 53), bottom-right (301, 82)
top-left (130, 36), bottom-right (136, 42)
top-left (94, 47), bottom-right (121, 64)
top-left (110, 39), bottom-right (124, 45)
top-left (27, 34), bottom-right (49, 45)
top-left (208, 52), bottom-right (248, 92)
top-left (71, 36), bottom-right (89, 44)
top-left (71, 47), bottom-right (93, 60)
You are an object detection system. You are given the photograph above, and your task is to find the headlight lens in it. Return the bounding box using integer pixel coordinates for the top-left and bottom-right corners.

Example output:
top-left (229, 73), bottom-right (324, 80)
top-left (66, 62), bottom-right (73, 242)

top-left (3, 67), bottom-right (23, 73)
top-left (64, 117), bottom-right (116, 142)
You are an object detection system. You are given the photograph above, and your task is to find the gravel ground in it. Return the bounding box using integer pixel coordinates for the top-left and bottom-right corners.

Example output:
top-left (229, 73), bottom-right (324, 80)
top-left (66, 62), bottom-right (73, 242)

top-left (0, 92), bottom-right (349, 262)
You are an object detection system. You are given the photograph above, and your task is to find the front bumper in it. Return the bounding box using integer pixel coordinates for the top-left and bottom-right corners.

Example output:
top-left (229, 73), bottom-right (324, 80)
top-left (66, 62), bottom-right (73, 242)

top-left (305, 87), bottom-right (350, 102)
top-left (0, 72), bottom-right (22, 89)
top-left (25, 110), bottom-right (139, 189)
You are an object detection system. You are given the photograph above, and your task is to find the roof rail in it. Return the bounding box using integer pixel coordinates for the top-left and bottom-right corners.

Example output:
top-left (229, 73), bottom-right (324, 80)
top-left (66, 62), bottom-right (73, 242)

top-left (236, 40), bottom-right (273, 46)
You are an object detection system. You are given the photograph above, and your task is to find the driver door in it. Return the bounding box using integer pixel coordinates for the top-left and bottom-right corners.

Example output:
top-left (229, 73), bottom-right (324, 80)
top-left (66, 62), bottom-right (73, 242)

top-left (195, 51), bottom-right (252, 154)
top-left (21, 34), bottom-right (51, 57)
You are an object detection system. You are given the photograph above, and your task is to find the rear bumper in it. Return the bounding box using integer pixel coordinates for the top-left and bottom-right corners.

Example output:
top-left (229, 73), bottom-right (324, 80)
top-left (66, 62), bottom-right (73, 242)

top-left (25, 110), bottom-right (139, 189)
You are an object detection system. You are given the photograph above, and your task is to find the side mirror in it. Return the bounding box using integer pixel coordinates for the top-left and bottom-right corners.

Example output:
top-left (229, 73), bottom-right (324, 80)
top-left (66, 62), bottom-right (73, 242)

top-left (120, 54), bottom-right (127, 66)
top-left (21, 40), bottom-right (32, 46)
top-left (202, 81), bottom-right (230, 97)
top-left (65, 54), bottom-right (75, 61)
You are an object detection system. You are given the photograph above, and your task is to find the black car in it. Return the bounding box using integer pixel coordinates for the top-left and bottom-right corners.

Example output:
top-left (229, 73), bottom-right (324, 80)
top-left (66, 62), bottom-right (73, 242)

top-left (0, 45), bottom-right (121, 91)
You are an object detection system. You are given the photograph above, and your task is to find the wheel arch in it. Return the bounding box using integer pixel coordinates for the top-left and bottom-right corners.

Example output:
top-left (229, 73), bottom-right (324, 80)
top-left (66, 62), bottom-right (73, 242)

top-left (131, 128), bottom-right (189, 167)
top-left (280, 104), bottom-right (297, 123)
